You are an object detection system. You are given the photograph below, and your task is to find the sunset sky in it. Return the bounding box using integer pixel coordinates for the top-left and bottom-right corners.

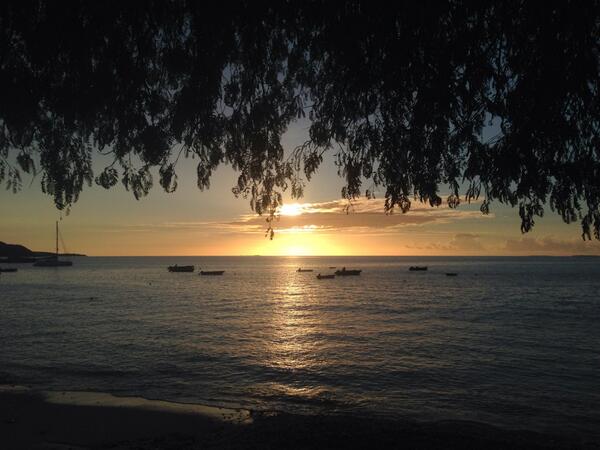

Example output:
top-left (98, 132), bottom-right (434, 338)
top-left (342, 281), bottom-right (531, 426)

top-left (2, 122), bottom-right (600, 256)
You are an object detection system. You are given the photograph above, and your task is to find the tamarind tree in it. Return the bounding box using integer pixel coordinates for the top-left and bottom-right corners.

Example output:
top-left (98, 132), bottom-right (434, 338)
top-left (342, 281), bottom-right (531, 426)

top-left (1, 1), bottom-right (599, 239)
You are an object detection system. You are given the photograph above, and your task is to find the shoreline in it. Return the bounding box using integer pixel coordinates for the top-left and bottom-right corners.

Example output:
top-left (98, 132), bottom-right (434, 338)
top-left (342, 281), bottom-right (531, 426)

top-left (1, 385), bottom-right (595, 449)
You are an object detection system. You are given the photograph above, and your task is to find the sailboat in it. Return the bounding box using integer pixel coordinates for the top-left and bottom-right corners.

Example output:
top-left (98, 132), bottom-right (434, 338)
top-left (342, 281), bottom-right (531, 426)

top-left (33, 221), bottom-right (73, 267)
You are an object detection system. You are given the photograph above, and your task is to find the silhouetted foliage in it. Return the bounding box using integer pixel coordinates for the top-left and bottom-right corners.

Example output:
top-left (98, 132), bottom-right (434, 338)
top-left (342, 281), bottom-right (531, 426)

top-left (1, 1), bottom-right (600, 239)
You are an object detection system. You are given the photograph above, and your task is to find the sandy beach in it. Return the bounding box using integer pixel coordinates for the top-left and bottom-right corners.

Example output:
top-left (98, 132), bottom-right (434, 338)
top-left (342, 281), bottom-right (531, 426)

top-left (1, 385), bottom-right (594, 450)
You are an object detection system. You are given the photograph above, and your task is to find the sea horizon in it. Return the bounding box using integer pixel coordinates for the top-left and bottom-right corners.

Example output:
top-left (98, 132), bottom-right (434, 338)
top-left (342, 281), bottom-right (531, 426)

top-left (43, 254), bottom-right (600, 258)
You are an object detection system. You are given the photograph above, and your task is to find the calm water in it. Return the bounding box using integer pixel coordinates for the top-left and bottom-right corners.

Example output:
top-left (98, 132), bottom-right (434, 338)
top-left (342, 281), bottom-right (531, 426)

top-left (1, 256), bottom-right (599, 440)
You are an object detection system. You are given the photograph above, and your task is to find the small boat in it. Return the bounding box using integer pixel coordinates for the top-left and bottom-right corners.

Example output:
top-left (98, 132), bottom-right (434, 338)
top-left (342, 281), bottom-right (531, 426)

top-left (34, 257), bottom-right (73, 267)
top-left (334, 267), bottom-right (362, 276)
top-left (328, 266), bottom-right (336, 269)
top-left (168, 265), bottom-right (194, 273)
top-left (296, 268), bottom-right (313, 272)
top-left (446, 272), bottom-right (458, 277)
top-left (316, 273), bottom-right (335, 279)
top-left (0, 268), bottom-right (18, 273)
top-left (200, 270), bottom-right (225, 276)
top-left (33, 222), bottom-right (73, 267)
top-left (409, 266), bottom-right (428, 271)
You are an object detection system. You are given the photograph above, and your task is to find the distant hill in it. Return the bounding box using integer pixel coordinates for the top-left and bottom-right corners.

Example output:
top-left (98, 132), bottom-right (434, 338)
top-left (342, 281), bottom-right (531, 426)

top-left (0, 241), bottom-right (34, 258)
top-left (0, 241), bottom-right (86, 259)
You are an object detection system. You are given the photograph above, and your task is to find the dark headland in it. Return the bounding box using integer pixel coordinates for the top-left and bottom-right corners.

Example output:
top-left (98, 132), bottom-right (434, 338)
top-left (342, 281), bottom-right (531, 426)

top-left (0, 241), bottom-right (86, 262)
top-left (0, 386), bottom-right (594, 450)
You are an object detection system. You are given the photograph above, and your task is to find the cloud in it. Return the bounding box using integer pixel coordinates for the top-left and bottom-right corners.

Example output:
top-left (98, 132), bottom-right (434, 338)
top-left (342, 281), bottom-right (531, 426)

top-left (405, 232), bottom-right (487, 253)
top-left (227, 198), bottom-right (490, 234)
top-left (94, 197), bottom-right (493, 239)
top-left (408, 234), bottom-right (600, 256)
top-left (449, 233), bottom-right (486, 251)
top-left (94, 221), bottom-right (234, 234)
top-left (504, 236), bottom-right (600, 255)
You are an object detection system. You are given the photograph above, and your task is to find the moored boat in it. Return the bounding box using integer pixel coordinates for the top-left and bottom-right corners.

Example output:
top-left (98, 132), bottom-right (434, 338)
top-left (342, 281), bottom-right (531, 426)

top-left (33, 222), bottom-right (73, 267)
top-left (316, 273), bottom-right (335, 279)
top-left (34, 257), bottom-right (73, 267)
top-left (409, 266), bottom-right (428, 271)
top-left (297, 268), bottom-right (313, 272)
top-left (334, 267), bottom-right (362, 276)
top-left (200, 270), bottom-right (225, 276)
top-left (168, 265), bottom-right (194, 272)
top-left (446, 272), bottom-right (458, 277)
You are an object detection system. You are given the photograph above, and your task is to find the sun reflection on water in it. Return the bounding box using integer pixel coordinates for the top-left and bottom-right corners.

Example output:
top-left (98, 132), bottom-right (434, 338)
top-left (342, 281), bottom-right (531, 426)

top-left (265, 273), bottom-right (323, 373)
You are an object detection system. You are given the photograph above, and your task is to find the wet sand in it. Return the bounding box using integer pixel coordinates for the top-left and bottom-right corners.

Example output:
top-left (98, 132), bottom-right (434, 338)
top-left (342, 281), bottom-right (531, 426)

top-left (0, 385), bottom-right (594, 449)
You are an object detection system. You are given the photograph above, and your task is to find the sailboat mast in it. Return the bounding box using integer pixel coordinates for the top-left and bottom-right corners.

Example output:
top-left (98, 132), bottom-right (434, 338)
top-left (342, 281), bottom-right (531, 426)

top-left (55, 221), bottom-right (58, 257)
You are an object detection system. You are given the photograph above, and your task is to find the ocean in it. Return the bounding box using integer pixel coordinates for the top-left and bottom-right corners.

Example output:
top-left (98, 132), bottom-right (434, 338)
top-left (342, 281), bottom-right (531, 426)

top-left (0, 256), bottom-right (598, 441)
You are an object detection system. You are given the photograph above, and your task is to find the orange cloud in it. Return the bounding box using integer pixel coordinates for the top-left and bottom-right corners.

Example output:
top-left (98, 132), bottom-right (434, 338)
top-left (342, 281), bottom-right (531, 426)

top-left (227, 198), bottom-right (490, 234)
top-left (504, 236), bottom-right (600, 255)
top-left (404, 233), bottom-right (487, 254)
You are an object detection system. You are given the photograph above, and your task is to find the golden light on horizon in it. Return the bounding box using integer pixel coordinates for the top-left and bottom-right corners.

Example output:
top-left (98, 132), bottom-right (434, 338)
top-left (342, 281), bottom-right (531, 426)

top-left (257, 231), bottom-right (344, 256)
top-left (285, 245), bottom-right (311, 256)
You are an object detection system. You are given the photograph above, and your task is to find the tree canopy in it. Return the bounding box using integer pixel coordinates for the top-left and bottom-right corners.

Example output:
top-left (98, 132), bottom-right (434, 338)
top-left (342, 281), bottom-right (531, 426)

top-left (1, 1), bottom-right (600, 239)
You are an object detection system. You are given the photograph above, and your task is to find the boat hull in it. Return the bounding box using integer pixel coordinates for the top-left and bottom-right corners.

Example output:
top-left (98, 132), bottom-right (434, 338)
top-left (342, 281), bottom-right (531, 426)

top-left (168, 265), bottom-right (194, 272)
top-left (200, 271), bottom-right (225, 276)
top-left (316, 274), bottom-right (335, 279)
top-left (334, 270), bottom-right (361, 276)
top-left (33, 260), bottom-right (73, 267)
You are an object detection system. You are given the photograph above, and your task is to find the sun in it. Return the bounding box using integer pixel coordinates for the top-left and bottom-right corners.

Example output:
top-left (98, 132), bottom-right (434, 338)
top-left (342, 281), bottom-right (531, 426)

top-left (278, 203), bottom-right (303, 216)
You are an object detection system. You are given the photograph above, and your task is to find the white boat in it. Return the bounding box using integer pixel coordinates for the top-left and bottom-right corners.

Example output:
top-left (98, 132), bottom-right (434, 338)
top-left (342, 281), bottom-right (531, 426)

top-left (33, 222), bottom-right (73, 267)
